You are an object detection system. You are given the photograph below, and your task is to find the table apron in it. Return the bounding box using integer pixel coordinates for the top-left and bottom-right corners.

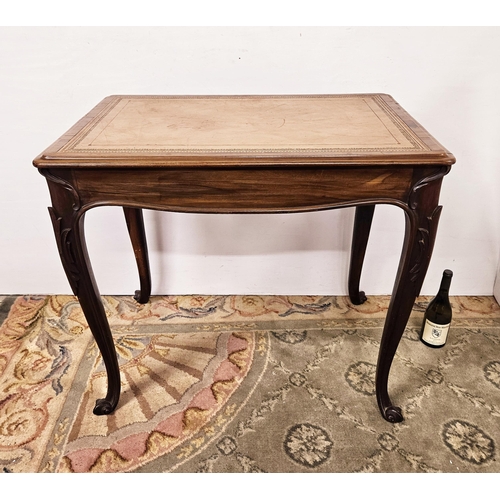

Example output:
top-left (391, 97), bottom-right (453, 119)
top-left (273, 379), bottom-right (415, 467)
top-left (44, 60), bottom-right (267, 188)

top-left (69, 167), bottom-right (415, 213)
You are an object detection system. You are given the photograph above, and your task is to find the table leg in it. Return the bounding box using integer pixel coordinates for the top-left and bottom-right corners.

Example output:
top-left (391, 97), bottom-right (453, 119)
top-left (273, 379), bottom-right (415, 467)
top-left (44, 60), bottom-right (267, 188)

top-left (376, 179), bottom-right (443, 422)
top-left (45, 173), bottom-right (121, 415)
top-left (348, 205), bottom-right (375, 305)
top-left (123, 207), bottom-right (152, 304)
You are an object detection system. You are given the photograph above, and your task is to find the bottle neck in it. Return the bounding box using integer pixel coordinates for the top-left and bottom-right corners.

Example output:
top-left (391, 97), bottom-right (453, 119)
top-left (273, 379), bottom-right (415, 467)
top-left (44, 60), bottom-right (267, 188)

top-left (438, 271), bottom-right (452, 297)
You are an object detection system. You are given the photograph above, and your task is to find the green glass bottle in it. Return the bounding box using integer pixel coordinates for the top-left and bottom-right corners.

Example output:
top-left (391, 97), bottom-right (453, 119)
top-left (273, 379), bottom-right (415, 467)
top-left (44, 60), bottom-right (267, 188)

top-left (420, 269), bottom-right (453, 348)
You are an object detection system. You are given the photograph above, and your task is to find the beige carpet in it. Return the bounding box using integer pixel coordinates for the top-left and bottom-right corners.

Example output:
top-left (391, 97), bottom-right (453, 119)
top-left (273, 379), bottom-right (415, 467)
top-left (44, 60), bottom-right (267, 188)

top-left (1, 294), bottom-right (499, 473)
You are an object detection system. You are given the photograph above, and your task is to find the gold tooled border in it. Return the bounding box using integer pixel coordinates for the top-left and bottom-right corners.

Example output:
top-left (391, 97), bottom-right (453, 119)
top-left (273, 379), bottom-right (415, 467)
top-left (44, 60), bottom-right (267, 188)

top-left (60, 95), bottom-right (430, 155)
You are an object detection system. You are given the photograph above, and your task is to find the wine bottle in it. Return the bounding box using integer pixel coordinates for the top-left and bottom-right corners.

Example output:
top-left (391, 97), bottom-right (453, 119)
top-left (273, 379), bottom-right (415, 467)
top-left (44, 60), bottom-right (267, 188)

top-left (420, 269), bottom-right (453, 348)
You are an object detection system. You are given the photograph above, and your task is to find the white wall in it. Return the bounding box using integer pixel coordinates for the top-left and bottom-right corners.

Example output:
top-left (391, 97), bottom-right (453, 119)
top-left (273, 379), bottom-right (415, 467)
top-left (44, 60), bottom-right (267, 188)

top-left (1, 27), bottom-right (499, 296)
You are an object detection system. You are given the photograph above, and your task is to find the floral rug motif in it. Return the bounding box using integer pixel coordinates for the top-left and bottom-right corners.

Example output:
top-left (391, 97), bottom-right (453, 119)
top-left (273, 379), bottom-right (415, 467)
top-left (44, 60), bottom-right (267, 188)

top-left (1, 294), bottom-right (500, 473)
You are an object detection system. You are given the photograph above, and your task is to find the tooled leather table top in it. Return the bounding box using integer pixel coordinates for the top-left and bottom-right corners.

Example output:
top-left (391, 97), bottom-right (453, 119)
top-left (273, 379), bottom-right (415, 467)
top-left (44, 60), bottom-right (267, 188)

top-left (34, 94), bottom-right (455, 167)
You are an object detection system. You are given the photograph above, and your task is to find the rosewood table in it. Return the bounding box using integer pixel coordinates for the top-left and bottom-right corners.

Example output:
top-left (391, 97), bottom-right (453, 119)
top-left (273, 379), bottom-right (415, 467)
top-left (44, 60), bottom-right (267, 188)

top-left (33, 94), bottom-right (455, 423)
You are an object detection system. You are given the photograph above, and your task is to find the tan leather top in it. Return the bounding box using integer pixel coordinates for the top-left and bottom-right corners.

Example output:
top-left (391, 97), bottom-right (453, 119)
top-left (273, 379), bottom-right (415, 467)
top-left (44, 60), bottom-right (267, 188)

top-left (34, 94), bottom-right (455, 167)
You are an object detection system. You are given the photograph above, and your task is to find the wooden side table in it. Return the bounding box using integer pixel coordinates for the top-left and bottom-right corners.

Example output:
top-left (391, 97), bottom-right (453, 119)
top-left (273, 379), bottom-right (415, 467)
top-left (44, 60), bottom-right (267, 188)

top-left (33, 94), bottom-right (455, 423)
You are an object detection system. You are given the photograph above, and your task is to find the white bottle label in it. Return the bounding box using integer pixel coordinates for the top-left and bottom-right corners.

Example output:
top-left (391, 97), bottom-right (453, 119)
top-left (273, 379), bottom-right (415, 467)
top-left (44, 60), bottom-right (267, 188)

top-left (422, 319), bottom-right (450, 346)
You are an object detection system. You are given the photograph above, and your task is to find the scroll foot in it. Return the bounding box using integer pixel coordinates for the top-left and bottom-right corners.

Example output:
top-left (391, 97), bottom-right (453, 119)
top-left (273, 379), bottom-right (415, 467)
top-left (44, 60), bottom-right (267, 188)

top-left (133, 289), bottom-right (149, 304)
top-left (381, 405), bottom-right (404, 423)
top-left (93, 398), bottom-right (117, 415)
top-left (351, 290), bottom-right (368, 306)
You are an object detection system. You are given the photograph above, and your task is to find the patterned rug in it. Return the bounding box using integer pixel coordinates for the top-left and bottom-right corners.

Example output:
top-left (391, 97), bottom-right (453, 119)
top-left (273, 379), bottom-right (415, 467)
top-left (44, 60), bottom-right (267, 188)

top-left (1, 294), bottom-right (499, 473)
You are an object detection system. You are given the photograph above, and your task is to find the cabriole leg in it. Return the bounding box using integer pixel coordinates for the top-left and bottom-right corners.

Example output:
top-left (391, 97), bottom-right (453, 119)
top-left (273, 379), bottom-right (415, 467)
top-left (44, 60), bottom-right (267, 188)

top-left (44, 171), bottom-right (121, 415)
top-left (123, 207), bottom-right (152, 304)
top-left (376, 179), bottom-right (444, 423)
top-left (348, 204), bottom-right (375, 305)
